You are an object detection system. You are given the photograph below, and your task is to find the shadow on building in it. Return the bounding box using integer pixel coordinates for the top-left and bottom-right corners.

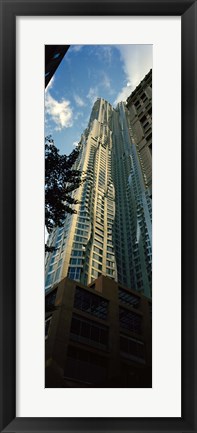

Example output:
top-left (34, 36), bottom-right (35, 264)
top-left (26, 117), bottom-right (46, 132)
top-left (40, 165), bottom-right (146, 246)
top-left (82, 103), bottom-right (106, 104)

top-left (45, 275), bottom-right (152, 388)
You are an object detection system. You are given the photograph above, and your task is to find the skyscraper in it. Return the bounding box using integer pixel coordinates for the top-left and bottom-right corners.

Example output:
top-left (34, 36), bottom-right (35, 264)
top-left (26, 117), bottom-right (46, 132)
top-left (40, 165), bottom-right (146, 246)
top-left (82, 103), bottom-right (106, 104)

top-left (45, 71), bottom-right (152, 298)
top-left (126, 69), bottom-right (152, 194)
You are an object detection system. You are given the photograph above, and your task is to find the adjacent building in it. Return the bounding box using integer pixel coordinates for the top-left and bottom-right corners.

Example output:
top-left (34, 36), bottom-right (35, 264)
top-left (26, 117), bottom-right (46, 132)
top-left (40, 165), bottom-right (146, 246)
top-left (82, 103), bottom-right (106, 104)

top-left (126, 69), bottom-right (152, 194)
top-left (45, 70), bottom-right (152, 298)
top-left (45, 275), bottom-right (152, 387)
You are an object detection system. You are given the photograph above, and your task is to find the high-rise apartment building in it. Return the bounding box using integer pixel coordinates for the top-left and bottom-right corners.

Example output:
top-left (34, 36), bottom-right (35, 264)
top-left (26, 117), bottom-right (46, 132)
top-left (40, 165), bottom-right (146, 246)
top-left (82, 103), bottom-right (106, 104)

top-left (126, 69), bottom-right (152, 194)
top-left (45, 71), bottom-right (152, 298)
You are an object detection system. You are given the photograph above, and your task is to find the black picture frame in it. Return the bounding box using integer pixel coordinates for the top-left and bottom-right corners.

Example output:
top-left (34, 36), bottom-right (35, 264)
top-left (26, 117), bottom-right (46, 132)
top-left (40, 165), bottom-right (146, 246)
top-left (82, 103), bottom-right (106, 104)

top-left (0, 0), bottom-right (196, 432)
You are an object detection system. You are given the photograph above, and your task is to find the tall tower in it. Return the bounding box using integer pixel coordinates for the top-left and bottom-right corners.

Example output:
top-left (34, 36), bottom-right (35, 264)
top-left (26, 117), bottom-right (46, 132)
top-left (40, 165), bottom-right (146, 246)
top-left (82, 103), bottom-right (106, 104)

top-left (45, 98), bottom-right (118, 290)
top-left (45, 82), bottom-right (152, 298)
top-left (111, 101), bottom-right (152, 297)
top-left (126, 69), bottom-right (152, 194)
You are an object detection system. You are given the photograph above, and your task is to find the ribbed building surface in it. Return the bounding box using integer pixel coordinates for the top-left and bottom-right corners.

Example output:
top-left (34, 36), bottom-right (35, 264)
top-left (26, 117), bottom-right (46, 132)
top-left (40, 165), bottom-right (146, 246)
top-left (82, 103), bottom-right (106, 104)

top-left (45, 72), bottom-right (152, 298)
top-left (126, 69), bottom-right (152, 194)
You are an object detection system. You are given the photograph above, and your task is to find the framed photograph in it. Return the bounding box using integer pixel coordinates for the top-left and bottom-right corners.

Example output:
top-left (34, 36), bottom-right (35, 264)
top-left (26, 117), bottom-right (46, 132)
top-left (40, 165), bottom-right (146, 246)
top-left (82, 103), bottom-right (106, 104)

top-left (0, 0), bottom-right (196, 432)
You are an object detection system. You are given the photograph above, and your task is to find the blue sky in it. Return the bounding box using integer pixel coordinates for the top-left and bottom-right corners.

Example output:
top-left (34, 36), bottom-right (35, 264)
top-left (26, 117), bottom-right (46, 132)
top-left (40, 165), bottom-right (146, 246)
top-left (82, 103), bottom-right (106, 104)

top-left (45, 45), bottom-right (152, 155)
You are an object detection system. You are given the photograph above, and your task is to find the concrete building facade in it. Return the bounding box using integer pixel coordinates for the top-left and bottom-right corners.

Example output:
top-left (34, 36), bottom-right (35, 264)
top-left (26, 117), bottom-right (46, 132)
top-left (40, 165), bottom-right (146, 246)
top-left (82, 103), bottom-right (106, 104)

top-left (45, 71), bottom-right (152, 298)
top-left (45, 276), bottom-right (152, 387)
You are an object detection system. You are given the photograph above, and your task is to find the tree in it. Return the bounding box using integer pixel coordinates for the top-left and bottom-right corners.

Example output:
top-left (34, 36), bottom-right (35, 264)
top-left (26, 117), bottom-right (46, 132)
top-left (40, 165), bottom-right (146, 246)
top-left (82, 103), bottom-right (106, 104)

top-left (45, 136), bottom-right (84, 252)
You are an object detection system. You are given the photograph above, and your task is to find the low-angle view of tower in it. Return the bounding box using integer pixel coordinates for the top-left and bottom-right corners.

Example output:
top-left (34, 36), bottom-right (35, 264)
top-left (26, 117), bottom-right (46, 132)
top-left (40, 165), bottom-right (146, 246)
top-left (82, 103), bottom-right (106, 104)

top-left (45, 70), bottom-right (152, 299)
top-left (45, 64), bottom-right (152, 387)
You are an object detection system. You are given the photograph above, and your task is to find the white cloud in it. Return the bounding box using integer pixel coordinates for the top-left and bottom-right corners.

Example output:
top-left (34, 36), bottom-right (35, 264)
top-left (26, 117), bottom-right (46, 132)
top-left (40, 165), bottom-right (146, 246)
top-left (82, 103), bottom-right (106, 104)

top-left (74, 111), bottom-right (83, 120)
top-left (86, 87), bottom-right (98, 105)
top-left (103, 46), bottom-right (112, 64)
top-left (73, 141), bottom-right (79, 147)
top-left (114, 86), bottom-right (132, 105)
top-left (101, 72), bottom-right (115, 96)
top-left (74, 94), bottom-right (86, 107)
top-left (95, 45), bottom-right (112, 64)
top-left (45, 92), bottom-right (73, 130)
top-left (69, 45), bottom-right (83, 53)
top-left (114, 45), bottom-right (152, 105)
top-left (102, 72), bottom-right (111, 90)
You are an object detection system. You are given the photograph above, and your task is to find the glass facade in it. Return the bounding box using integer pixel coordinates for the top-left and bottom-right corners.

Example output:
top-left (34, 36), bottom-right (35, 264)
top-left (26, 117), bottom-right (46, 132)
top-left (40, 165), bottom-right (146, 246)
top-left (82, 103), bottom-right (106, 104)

top-left (70, 314), bottom-right (108, 349)
top-left (74, 286), bottom-right (108, 320)
top-left (119, 307), bottom-right (142, 334)
top-left (118, 288), bottom-right (140, 309)
top-left (45, 90), bottom-right (152, 298)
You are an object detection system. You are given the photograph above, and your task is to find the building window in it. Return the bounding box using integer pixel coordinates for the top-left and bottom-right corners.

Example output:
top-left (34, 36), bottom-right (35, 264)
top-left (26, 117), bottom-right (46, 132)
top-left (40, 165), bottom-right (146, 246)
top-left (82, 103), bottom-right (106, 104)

top-left (74, 287), bottom-right (108, 319)
top-left (49, 263), bottom-right (55, 272)
top-left (106, 260), bottom-right (114, 268)
top-left (45, 316), bottom-right (52, 338)
top-left (95, 234), bottom-right (104, 243)
top-left (106, 268), bottom-right (114, 276)
top-left (92, 260), bottom-right (102, 271)
top-left (45, 272), bottom-right (55, 287)
top-left (119, 307), bottom-right (142, 334)
top-left (55, 267), bottom-right (61, 281)
top-left (93, 253), bottom-right (102, 263)
top-left (71, 250), bottom-right (83, 257)
top-left (72, 243), bottom-right (83, 249)
top-left (120, 335), bottom-right (145, 362)
top-left (92, 269), bottom-right (101, 278)
top-left (68, 267), bottom-right (81, 281)
top-left (95, 227), bottom-right (104, 236)
top-left (74, 235), bottom-right (87, 243)
top-left (45, 288), bottom-right (57, 310)
top-left (94, 246), bottom-right (102, 255)
top-left (94, 239), bottom-right (103, 248)
top-left (49, 256), bottom-right (56, 265)
top-left (70, 314), bottom-right (108, 349)
top-left (64, 346), bottom-right (107, 385)
top-left (70, 258), bottom-right (83, 265)
top-left (119, 288), bottom-right (140, 308)
top-left (146, 132), bottom-right (152, 142)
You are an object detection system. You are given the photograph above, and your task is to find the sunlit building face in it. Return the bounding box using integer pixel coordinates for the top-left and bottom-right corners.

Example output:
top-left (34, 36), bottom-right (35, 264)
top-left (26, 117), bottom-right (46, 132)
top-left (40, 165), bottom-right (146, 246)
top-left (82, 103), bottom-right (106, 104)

top-left (45, 71), bottom-right (152, 299)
